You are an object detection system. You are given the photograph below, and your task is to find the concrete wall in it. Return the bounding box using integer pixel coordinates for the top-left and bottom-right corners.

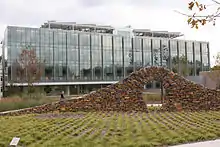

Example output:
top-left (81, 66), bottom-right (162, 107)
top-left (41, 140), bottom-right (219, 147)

top-left (175, 75), bottom-right (217, 89)
top-left (186, 76), bottom-right (205, 85)
top-left (199, 72), bottom-right (217, 89)
top-left (143, 75), bottom-right (217, 95)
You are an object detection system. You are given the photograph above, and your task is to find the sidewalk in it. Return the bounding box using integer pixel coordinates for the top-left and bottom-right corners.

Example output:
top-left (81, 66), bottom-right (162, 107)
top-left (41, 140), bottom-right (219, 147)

top-left (170, 139), bottom-right (220, 147)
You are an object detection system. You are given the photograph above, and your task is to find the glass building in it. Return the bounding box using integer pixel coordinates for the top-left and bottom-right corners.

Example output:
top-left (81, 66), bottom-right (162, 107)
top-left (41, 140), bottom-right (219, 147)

top-left (2, 23), bottom-right (210, 94)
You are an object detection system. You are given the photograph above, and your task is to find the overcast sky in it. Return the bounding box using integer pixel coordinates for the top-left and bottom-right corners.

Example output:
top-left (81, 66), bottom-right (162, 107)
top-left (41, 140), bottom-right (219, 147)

top-left (0, 0), bottom-right (219, 65)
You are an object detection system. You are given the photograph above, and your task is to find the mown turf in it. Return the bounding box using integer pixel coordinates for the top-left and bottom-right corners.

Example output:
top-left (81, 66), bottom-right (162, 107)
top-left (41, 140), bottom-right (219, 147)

top-left (0, 111), bottom-right (220, 147)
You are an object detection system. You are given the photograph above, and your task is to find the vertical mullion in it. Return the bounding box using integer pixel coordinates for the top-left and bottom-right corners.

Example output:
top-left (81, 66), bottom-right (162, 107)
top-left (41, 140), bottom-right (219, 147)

top-left (66, 32), bottom-right (68, 81)
top-left (122, 37), bottom-right (125, 78)
top-left (200, 42), bottom-right (203, 72)
top-left (185, 41), bottom-right (188, 76)
top-left (90, 34), bottom-right (93, 80)
top-left (159, 39), bottom-right (162, 66)
top-left (39, 30), bottom-right (41, 82)
top-left (52, 31), bottom-right (55, 81)
top-left (78, 33), bottom-right (80, 81)
top-left (112, 36), bottom-right (115, 80)
top-left (151, 39), bottom-right (153, 66)
top-left (101, 35), bottom-right (104, 80)
top-left (168, 40), bottom-right (171, 70)
top-left (177, 41), bottom-right (180, 74)
top-left (131, 38), bottom-right (134, 71)
top-left (192, 42), bottom-right (196, 76)
top-left (207, 43), bottom-right (210, 71)
top-left (141, 38), bottom-right (144, 67)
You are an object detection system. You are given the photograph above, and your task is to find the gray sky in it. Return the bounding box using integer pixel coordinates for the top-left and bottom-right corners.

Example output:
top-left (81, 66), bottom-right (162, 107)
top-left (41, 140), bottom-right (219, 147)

top-left (0, 0), bottom-right (219, 65)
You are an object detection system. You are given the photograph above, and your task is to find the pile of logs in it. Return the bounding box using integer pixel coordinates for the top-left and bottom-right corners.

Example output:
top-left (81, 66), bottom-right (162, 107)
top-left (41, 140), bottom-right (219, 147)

top-left (1, 66), bottom-right (220, 116)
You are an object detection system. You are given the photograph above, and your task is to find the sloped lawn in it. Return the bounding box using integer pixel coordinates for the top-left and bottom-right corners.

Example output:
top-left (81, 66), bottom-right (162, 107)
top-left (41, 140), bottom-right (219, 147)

top-left (0, 111), bottom-right (220, 147)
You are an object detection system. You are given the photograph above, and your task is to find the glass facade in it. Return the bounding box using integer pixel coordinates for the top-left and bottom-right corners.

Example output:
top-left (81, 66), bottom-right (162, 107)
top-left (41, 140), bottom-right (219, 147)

top-left (4, 26), bottom-right (210, 83)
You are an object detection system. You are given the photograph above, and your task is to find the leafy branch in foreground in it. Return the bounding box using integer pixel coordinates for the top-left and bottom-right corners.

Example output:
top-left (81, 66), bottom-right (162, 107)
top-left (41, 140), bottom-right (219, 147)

top-left (176, 0), bottom-right (220, 28)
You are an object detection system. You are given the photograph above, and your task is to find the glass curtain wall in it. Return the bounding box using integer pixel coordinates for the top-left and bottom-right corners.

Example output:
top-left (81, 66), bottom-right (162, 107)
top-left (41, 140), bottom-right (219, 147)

top-left (143, 38), bottom-right (153, 88)
top-left (201, 43), bottom-right (209, 71)
top-left (6, 26), bottom-right (211, 84)
top-left (44, 29), bottom-right (54, 81)
top-left (91, 34), bottom-right (102, 80)
top-left (170, 40), bottom-right (178, 73)
top-left (133, 37), bottom-right (143, 70)
top-left (152, 39), bottom-right (161, 66)
top-left (114, 36), bottom-right (123, 80)
top-left (143, 38), bottom-right (152, 67)
top-left (67, 32), bottom-right (79, 81)
top-left (161, 39), bottom-right (169, 67)
top-left (103, 35), bottom-right (113, 80)
top-left (80, 33), bottom-right (91, 80)
top-left (53, 30), bottom-right (67, 81)
top-left (124, 36), bottom-right (133, 77)
top-left (178, 41), bottom-right (187, 76)
top-left (194, 42), bottom-right (201, 75)
top-left (186, 41), bottom-right (194, 76)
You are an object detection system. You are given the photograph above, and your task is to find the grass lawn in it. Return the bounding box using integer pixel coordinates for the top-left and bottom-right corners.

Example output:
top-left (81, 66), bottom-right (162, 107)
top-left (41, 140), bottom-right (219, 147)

top-left (0, 97), bottom-right (60, 112)
top-left (0, 111), bottom-right (220, 147)
top-left (142, 93), bottom-right (161, 103)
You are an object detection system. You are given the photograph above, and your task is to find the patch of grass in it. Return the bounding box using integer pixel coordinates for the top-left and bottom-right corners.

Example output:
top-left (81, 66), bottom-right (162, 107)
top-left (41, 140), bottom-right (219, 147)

top-left (0, 111), bottom-right (220, 147)
top-left (148, 106), bottom-right (162, 112)
top-left (142, 93), bottom-right (161, 103)
top-left (0, 97), bottom-right (59, 112)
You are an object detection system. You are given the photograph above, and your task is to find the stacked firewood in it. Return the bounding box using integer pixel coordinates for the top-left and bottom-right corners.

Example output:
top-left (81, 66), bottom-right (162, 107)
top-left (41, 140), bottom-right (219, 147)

top-left (1, 66), bottom-right (220, 116)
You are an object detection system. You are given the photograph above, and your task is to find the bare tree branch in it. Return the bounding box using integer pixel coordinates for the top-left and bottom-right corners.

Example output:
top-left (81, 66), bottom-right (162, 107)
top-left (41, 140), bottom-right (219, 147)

top-left (212, 0), bottom-right (220, 5)
top-left (179, 0), bottom-right (220, 28)
top-left (174, 10), bottom-right (220, 18)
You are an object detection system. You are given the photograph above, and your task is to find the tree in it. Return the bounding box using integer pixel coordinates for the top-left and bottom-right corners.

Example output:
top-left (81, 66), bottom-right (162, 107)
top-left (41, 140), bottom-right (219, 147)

top-left (16, 48), bottom-right (44, 96)
top-left (172, 55), bottom-right (188, 77)
top-left (207, 52), bottom-right (220, 89)
top-left (177, 0), bottom-right (220, 28)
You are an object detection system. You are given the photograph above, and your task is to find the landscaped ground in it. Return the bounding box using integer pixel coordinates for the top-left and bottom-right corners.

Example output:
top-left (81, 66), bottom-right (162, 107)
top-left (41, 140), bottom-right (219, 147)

top-left (0, 97), bottom-right (60, 112)
top-left (0, 111), bottom-right (220, 147)
top-left (0, 93), bottom-right (161, 112)
top-left (142, 93), bottom-right (161, 104)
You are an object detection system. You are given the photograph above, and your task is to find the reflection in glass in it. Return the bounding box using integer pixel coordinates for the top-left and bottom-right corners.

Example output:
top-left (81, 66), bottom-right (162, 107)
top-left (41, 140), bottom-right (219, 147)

top-left (92, 34), bottom-right (102, 80)
top-left (80, 33), bottom-right (91, 80)
top-left (161, 39), bottom-right (169, 67)
top-left (5, 26), bottom-right (211, 84)
top-left (178, 41), bottom-right (188, 76)
top-left (170, 40), bottom-right (178, 73)
top-left (143, 38), bottom-right (152, 66)
top-left (194, 42), bottom-right (201, 75)
top-left (201, 43), bottom-right (209, 71)
top-left (67, 32), bottom-right (79, 81)
top-left (133, 37), bottom-right (142, 70)
top-left (114, 36), bottom-right (123, 79)
top-left (152, 39), bottom-right (161, 66)
top-left (124, 37), bottom-right (133, 76)
top-left (103, 35), bottom-right (113, 80)
top-left (186, 42), bottom-right (194, 76)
